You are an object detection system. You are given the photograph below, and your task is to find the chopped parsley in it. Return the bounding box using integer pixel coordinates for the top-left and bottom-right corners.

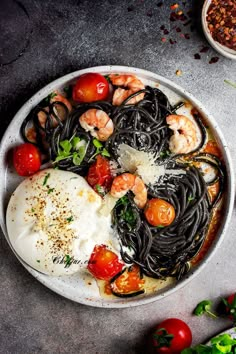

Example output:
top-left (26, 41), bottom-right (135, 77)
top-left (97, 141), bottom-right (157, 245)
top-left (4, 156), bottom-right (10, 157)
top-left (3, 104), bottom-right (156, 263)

top-left (47, 188), bottom-right (55, 194)
top-left (43, 173), bottom-right (50, 186)
top-left (36, 260), bottom-right (40, 263)
top-left (188, 195), bottom-right (195, 202)
top-left (66, 216), bottom-right (74, 223)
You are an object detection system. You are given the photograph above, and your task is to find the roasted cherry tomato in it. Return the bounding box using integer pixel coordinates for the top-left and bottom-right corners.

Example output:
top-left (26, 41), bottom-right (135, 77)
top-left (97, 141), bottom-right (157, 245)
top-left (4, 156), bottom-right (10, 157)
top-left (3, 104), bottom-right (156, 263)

top-left (72, 73), bottom-right (109, 102)
top-left (152, 318), bottom-right (192, 354)
top-left (223, 293), bottom-right (236, 322)
top-left (13, 143), bottom-right (41, 176)
top-left (88, 245), bottom-right (124, 281)
top-left (144, 198), bottom-right (175, 227)
top-left (87, 155), bottom-right (113, 193)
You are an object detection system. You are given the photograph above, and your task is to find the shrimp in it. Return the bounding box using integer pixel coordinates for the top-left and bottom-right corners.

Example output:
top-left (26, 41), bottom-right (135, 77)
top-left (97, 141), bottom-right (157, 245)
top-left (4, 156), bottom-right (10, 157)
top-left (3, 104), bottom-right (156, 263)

top-left (166, 114), bottom-right (197, 154)
top-left (109, 74), bottom-right (145, 106)
top-left (38, 90), bottom-right (72, 128)
top-left (110, 173), bottom-right (147, 209)
top-left (79, 108), bottom-right (114, 141)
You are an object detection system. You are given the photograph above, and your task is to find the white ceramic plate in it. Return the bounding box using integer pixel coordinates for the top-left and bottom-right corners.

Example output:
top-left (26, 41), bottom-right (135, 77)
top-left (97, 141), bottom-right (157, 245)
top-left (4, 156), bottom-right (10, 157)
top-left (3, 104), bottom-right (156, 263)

top-left (206, 327), bottom-right (236, 345)
top-left (202, 0), bottom-right (236, 60)
top-left (0, 66), bottom-right (234, 308)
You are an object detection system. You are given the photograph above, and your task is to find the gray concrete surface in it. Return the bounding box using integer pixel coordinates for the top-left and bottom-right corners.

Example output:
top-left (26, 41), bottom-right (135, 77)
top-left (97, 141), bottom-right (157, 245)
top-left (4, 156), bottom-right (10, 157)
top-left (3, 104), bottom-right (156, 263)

top-left (0, 0), bottom-right (236, 353)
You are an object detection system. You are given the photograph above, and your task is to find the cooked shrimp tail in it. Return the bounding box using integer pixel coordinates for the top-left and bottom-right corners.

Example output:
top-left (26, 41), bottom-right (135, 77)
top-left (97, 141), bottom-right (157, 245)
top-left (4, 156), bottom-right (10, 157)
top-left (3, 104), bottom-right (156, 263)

top-left (109, 74), bottom-right (145, 106)
top-left (166, 114), bottom-right (197, 154)
top-left (79, 108), bottom-right (114, 141)
top-left (110, 173), bottom-right (147, 208)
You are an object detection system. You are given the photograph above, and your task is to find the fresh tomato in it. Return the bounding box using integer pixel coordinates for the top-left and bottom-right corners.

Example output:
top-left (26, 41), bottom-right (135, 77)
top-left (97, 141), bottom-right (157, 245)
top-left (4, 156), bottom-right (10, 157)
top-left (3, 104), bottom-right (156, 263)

top-left (152, 318), bottom-right (192, 354)
top-left (13, 143), bottom-right (41, 176)
top-left (87, 244), bottom-right (124, 281)
top-left (72, 73), bottom-right (109, 102)
top-left (223, 293), bottom-right (236, 322)
top-left (144, 198), bottom-right (175, 227)
top-left (87, 155), bottom-right (113, 194)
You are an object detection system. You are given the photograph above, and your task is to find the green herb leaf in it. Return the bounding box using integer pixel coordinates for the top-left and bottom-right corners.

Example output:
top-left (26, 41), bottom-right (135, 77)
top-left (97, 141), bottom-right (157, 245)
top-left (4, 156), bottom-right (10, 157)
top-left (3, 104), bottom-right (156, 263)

top-left (182, 334), bottom-right (236, 354)
top-left (43, 172), bottom-right (51, 186)
top-left (65, 254), bottom-right (71, 266)
top-left (66, 216), bottom-right (74, 222)
top-left (160, 150), bottom-right (171, 159)
top-left (71, 136), bottom-right (81, 149)
top-left (156, 225), bottom-right (165, 228)
top-left (193, 300), bottom-right (217, 318)
top-left (47, 188), bottom-right (55, 194)
top-left (63, 85), bottom-right (72, 98)
top-left (93, 138), bottom-right (103, 149)
top-left (101, 148), bottom-right (110, 157)
top-left (36, 260), bottom-right (40, 263)
top-left (224, 80), bottom-right (236, 89)
top-left (95, 184), bottom-right (106, 196)
top-left (188, 195), bottom-right (195, 202)
top-left (60, 140), bottom-right (72, 154)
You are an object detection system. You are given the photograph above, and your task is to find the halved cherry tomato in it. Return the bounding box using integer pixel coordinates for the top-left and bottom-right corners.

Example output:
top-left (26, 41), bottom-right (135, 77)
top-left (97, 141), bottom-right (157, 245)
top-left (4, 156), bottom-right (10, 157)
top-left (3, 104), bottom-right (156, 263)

top-left (152, 318), bottom-right (192, 354)
top-left (72, 73), bottom-right (109, 102)
top-left (13, 143), bottom-right (41, 176)
top-left (144, 198), bottom-right (175, 227)
top-left (87, 155), bottom-right (113, 193)
top-left (87, 245), bottom-right (124, 281)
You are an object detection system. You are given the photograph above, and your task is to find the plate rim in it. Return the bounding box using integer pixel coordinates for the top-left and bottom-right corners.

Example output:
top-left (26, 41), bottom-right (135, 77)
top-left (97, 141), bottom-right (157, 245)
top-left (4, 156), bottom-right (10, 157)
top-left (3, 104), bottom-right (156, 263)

top-left (0, 65), bottom-right (235, 308)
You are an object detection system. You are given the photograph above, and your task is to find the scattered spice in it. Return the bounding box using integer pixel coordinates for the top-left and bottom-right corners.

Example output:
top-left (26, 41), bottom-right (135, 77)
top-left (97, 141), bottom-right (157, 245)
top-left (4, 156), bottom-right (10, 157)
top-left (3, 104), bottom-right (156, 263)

top-left (200, 46), bottom-right (210, 53)
top-left (184, 33), bottom-right (190, 39)
top-left (176, 27), bottom-right (181, 32)
top-left (127, 5), bottom-right (134, 12)
top-left (194, 53), bottom-right (201, 59)
top-left (170, 3), bottom-right (179, 10)
top-left (164, 29), bottom-right (170, 35)
top-left (206, 0), bottom-right (236, 50)
top-left (209, 56), bottom-right (219, 64)
top-left (176, 69), bottom-right (182, 76)
top-left (169, 39), bottom-right (176, 44)
top-left (161, 37), bottom-right (167, 42)
top-left (146, 10), bottom-right (153, 17)
top-left (157, 1), bottom-right (163, 7)
top-left (160, 25), bottom-right (165, 30)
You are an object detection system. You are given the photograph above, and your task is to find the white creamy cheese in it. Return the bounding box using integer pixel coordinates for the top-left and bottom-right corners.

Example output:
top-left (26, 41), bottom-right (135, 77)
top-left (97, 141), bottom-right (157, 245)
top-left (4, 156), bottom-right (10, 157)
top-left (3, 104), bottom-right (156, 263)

top-left (6, 169), bottom-right (120, 276)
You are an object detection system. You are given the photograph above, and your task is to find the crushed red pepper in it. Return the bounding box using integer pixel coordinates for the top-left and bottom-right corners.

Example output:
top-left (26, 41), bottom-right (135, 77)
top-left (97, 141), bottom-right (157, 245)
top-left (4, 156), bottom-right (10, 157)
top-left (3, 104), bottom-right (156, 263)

top-left (206, 0), bottom-right (236, 50)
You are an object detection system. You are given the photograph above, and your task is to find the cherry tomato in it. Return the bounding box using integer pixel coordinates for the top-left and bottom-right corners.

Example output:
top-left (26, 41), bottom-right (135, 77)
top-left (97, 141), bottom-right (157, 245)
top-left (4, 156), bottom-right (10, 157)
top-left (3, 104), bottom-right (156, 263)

top-left (223, 293), bottom-right (236, 322)
top-left (152, 318), bottom-right (192, 354)
top-left (87, 244), bottom-right (124, 281)
top-left (144, 198), bottom-right (175, 227)
top-left (13, 143), bottom-right (41, 176)
top-left (87, 155), bottom-right (113, 193)
top-left (72, 73), bottom-right (109, 102)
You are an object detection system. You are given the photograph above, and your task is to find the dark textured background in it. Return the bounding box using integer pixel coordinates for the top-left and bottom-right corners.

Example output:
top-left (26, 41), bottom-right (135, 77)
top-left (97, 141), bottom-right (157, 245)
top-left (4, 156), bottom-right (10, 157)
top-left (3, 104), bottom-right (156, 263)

top-left (0, 0), bottom-right (236, 353)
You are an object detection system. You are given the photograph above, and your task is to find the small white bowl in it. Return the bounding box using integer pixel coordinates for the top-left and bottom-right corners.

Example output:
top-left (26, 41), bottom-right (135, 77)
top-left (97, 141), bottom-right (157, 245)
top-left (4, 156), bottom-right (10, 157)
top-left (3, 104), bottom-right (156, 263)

top-left (202, 0), bottom-right (236, 60)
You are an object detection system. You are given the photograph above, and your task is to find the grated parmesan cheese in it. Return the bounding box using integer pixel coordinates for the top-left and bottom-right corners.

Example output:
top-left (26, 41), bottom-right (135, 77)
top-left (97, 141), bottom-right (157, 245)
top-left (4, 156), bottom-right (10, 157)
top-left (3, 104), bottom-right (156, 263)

top-left (117, 144), bottom-right (166, 185)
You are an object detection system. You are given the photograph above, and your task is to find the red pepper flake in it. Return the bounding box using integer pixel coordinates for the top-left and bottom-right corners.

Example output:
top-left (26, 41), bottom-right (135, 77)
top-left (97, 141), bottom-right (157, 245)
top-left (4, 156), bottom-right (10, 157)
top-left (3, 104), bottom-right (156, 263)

top-left (169, 39), bottom-right (177, 44)
top-left (160, 25), bottom-right (165, 30)
top-left (184, 33), bottom-right (190, 39)
top-left (161, 37), bottom-right (167, 42)
top-left (157, 1), bottom-right (163, 7)
top-left (183, 20), bottom-right (192, 26)
top-left (127, 5), bottom-right (135, 12)
top-left (164, 29), bottom-right (169, 35)
top-left (170, 3), bottom-right (179, 10)
top-left (146, 11), bottom-right (153, 17)
top-left (200, 46), bottom-right (210, 53)
top-left (176, 27), bottom-right (181, 32)
top-left (209, 57), bottom-right (219, 64)
top-left (194, 53), bottom-right (201, 59)
top-left (170, 12), bottom-right (177, 21)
